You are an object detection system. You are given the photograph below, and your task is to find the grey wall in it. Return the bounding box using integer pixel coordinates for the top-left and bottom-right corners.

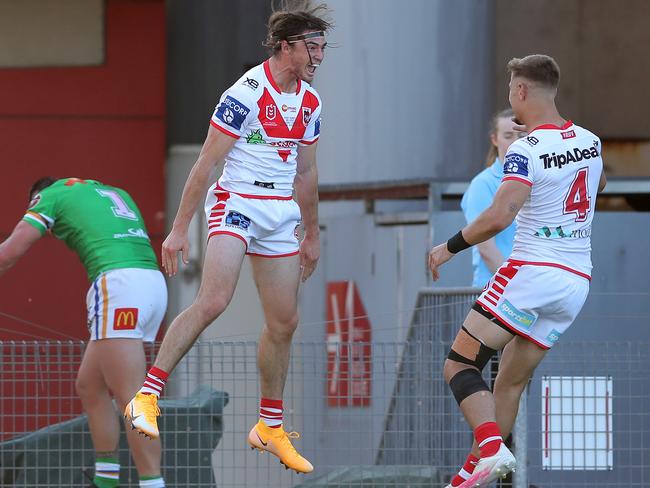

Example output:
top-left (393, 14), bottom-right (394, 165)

top-left (315, 0), bottom-right (495, 184)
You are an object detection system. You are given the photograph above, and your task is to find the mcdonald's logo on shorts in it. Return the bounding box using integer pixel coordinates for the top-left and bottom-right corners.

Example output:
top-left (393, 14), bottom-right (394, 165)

top-left (113, 308), bottom-right (139, 330)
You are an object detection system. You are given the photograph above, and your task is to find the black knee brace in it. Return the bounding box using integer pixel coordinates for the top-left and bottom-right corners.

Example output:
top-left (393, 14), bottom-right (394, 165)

top-left (448, 368), bottom-right (490, 405)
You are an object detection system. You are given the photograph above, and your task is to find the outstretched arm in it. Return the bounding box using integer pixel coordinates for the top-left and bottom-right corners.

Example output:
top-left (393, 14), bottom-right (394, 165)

top-left (294, 142), bottom-right (320, 282)
top-left (0, 221), bottom-right (43, 277)
top-left (428, 180), bottom-right (530, 281)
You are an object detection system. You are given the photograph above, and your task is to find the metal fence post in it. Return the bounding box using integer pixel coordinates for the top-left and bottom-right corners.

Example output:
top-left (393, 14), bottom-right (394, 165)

top-left (513, 385), bottom-right (528, 488)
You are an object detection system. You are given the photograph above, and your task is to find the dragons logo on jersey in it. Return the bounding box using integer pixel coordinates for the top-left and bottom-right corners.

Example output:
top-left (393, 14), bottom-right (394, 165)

top-left (302, 107), bottom-right (312, 126)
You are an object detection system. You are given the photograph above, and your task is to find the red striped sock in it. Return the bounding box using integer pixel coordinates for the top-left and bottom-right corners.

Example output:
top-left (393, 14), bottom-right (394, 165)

top-left (475, 421), bottom-right (503, 458)
top-left (259, 398), bottom-right (283, 428)
top-left (450, 453), bottom-right (479, 486)
top-left (139, 366), bottom-right (169, 398)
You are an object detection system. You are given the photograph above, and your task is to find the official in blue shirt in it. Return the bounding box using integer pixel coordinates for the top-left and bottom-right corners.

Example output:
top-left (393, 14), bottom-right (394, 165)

top-left (461, 109), bottom-right (521, 287)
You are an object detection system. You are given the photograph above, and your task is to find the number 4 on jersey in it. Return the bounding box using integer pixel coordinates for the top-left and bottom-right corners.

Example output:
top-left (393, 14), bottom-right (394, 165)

top-left (564, 167), bottom-right (590, 222)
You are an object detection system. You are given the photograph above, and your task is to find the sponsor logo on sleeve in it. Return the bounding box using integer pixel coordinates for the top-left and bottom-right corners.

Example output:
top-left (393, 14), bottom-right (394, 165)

top-left (113, 308), bottom-right (139, 330)
top-left (504, 153), bottom-right (529, 177)
top-left (242, 77), bottom-right (259, 90)
top-left (215, 96), bottom-right (250, 130)
top-left (525, 136), bottom-right (539, 146)
top-left (314, 117), bottom-right (321, 136)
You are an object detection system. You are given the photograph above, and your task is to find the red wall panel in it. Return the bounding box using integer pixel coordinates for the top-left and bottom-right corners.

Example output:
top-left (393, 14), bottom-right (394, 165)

top-left (0, 0), bottom-right (167, 343)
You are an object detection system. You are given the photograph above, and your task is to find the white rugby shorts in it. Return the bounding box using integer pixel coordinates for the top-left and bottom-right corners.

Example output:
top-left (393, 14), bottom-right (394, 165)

top-left (86, 268), bottom-right (167, 341)
top-left (475, 259), bottom-right (590, 349)
top-left (204, 183), bottom-right (301, 257)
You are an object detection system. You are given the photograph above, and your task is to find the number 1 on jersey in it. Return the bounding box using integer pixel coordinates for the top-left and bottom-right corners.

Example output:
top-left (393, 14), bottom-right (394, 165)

top-left (97, 189), bottom-right (138, 220)
top-left (564, 167), bottom-right (590, 222)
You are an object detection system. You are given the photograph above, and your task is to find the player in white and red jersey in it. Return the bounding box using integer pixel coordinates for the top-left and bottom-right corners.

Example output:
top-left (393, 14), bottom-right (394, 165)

top-left (124, 5), bottom-right (332, 474)
top-left (429, 55), bottom-right (607, 488)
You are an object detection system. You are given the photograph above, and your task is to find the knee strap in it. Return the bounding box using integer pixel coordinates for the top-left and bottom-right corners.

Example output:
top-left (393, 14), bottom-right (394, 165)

top-left (447, 326), bottom-right (497, 371)
top-left (448, 368), bottom-right (490, 405)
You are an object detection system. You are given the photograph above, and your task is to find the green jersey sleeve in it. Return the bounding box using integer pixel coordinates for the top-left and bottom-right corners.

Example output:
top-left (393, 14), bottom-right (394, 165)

top-left (22, 185), bottom-right (61, 234)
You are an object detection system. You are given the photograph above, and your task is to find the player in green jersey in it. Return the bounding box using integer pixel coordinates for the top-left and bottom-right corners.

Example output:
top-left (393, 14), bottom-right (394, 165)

top-left (0, 177), bottom-right (167, 488)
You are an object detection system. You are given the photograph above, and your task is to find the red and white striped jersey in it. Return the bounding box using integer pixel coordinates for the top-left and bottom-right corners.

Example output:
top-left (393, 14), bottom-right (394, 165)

top-left (210, 60), bottom-right (322, 198)
top-left (502, 121), bottom-right (603, 278)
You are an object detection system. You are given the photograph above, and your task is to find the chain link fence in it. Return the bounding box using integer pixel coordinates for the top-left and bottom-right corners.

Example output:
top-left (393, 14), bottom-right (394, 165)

top-left (1, 289), bottom-right (648, 487)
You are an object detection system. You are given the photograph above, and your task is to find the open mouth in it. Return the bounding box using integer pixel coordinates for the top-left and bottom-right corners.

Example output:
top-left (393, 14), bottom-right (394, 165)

top-left (307, 64), bottom-right (319, 74)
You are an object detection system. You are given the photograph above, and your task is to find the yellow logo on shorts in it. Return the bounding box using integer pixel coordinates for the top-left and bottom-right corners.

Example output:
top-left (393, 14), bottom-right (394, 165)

top-left (114, 308), bottom-right (139, 330)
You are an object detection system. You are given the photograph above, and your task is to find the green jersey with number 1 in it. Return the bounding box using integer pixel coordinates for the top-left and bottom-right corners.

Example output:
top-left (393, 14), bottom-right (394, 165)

top-left (23, 178), bottom-right (159, 281)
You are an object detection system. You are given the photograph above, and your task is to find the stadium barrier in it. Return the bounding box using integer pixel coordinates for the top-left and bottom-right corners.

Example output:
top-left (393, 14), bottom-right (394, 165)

top-left (1, 288), bottom-right (648, 487)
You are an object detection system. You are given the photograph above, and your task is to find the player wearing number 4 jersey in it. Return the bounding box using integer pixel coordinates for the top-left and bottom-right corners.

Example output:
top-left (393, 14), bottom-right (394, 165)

top-left (0, 178), bottom-right (167, 488)
top-left (429, 55), bottom-right (606, 488)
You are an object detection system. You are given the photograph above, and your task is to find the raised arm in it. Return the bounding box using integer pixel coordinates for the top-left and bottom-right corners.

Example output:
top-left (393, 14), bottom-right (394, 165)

top-left (0, 221), bottom-right (43, 277)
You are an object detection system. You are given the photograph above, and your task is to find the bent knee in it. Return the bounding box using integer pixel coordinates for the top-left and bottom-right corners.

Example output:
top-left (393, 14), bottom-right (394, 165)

top-left (193, 294), bottom-right (232, 323)
top-left (443, 358), bottom-right (475, 384)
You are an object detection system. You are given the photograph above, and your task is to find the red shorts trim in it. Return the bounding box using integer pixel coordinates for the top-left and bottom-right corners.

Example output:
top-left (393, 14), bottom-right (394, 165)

top-left (210, 120), bottom-right (239, 139)
top-left (208, 230), bottom-right (248, 249)
top-left (502, 176), bottom-right (533, 187)
top-left (247, 250), bottom-right (300, 258)
top-left (507, 259), bottom-right (591, 281)
top-left (215, 183), bottom-right (293, 200)
top-left (475, 298), bottom-right (550, 350)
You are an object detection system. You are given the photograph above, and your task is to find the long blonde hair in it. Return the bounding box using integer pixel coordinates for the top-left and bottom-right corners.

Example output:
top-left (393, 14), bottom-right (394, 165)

top-left (484, 108), bottom-right (514, 166)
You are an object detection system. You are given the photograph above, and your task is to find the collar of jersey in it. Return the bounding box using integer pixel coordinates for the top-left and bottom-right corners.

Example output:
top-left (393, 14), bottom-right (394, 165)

top-left (529, 120), bottom-right (573, 133)
top-left (263, 59), bottom-right (302, 95)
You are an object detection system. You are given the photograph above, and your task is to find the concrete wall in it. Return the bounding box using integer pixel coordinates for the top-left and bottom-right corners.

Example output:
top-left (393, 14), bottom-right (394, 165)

top-left (315, 0), bottom-right (496, 183)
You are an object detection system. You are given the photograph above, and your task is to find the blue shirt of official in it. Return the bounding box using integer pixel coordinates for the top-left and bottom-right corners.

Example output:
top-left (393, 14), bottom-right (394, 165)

top-left (461, 158), bottom-right (517, 287)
